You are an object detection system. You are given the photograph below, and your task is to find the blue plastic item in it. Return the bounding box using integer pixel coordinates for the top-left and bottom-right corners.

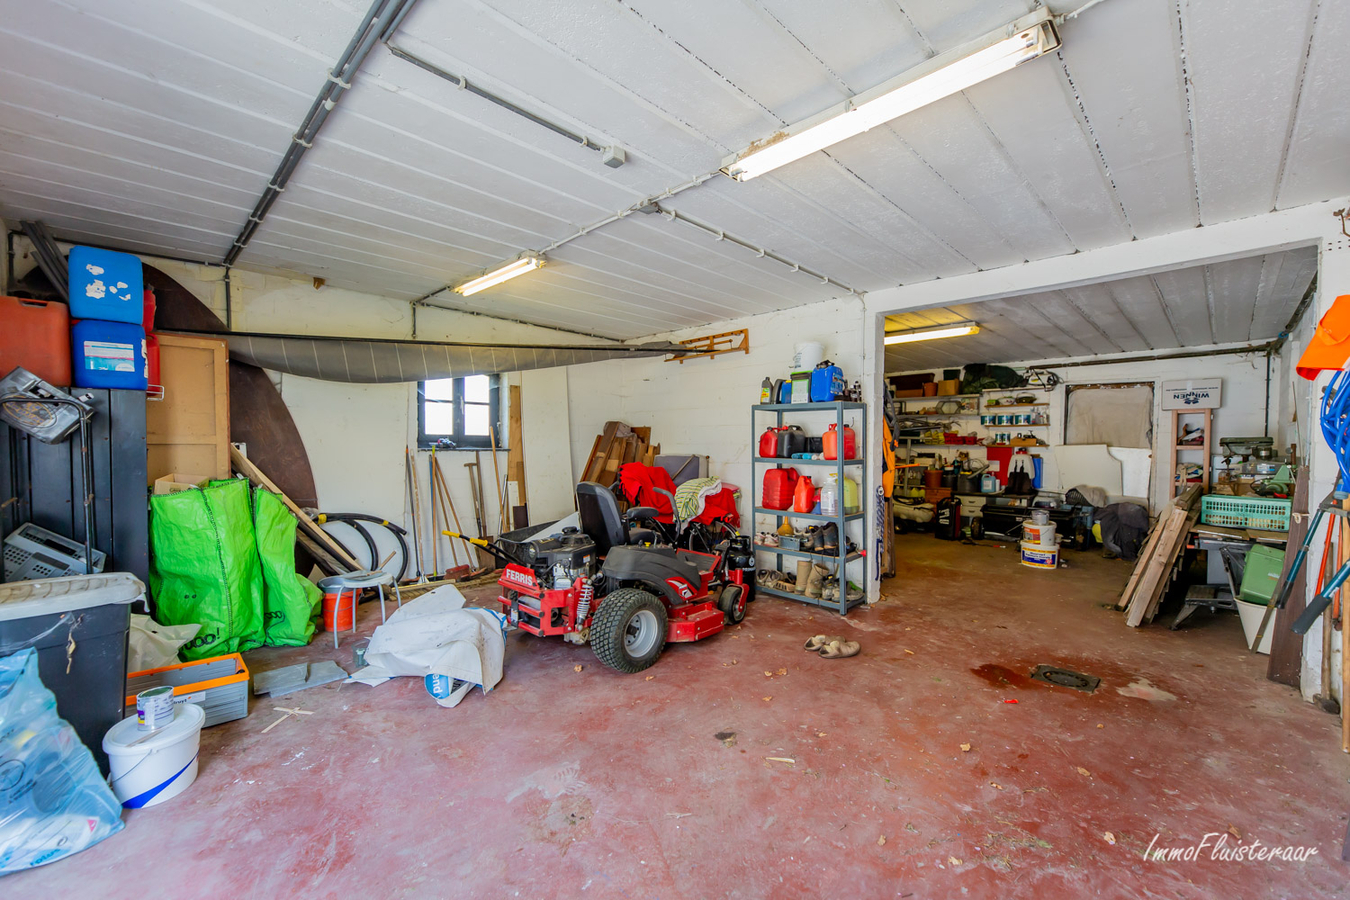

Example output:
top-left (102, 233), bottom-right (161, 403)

top-left (68, 246), bottom-right (144, 324)
top-left (0, 648), bottom-right (124, 874)
top-left (71, 320), bottom-right (148, 390)
top-left (810, 363), bottom-right (843, 402)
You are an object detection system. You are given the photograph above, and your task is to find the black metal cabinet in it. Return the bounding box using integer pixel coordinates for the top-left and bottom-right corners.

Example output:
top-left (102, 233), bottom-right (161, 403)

top-left (1, 388), bottom-right (148, 586)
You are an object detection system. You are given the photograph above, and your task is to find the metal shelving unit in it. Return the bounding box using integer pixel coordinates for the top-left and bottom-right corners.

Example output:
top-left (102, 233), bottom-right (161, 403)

top-left (751, 401), bottom-right (867, 614)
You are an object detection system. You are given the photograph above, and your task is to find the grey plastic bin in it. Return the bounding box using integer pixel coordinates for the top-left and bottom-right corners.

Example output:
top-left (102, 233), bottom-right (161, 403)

top-left (0, 573), bottom-right (142, 775)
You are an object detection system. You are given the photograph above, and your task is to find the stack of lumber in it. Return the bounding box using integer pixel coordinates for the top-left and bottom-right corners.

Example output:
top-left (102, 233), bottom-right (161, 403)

top-left (1118, 485), bottom-right (1201, 626)
top-left (579, 421), bottom-right (658, 488)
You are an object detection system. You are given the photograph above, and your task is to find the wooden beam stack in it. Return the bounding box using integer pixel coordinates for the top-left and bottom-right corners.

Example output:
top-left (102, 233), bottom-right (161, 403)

top-left (579, 421), bottom-right (658, 489)
top-left (1118, 485), bottom-right (1202, 626)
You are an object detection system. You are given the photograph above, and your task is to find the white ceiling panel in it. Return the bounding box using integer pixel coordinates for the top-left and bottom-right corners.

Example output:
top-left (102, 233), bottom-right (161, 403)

top-left (1275, 0), bottom-right (1350, 209)
top-left (1053, 0), bottom-right (1198, 238)
top-left (1186, 0), bottom-right (1318, 222)
top-left (0, 0), bottom-right (1343, 341)
top-left (885, 247), bottom-right (1317, 372)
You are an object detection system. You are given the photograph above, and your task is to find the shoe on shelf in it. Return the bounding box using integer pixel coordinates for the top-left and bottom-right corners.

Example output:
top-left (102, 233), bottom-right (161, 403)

top-left (809, 527), bottom-right (825, 553)
top-left (822, 522), bottom-right (839, 553)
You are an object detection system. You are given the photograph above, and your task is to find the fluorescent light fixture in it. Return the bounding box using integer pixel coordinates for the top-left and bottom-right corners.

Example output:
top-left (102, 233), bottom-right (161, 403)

top-left (721, 9), bottom-right (1060, 181)
top-left (454, 254), bottom-right (544, 296)
top-left (884, 324), bottom-right (980, 345)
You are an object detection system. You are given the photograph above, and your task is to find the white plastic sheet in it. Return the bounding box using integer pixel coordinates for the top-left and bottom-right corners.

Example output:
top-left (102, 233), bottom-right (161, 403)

top-left (346, 586), bottom-right (507, 708)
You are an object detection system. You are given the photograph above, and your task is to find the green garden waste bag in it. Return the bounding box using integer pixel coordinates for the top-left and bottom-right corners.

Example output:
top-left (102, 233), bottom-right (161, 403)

top-left (148, 478), bottom-right (266, 660)
top-left (252, 488), bottom-right (320, 646)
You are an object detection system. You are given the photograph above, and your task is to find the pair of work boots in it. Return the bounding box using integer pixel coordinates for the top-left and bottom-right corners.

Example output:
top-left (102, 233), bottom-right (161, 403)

top-left (795, 561), bottom-right (829, 599)
top-left (802, 522), bottom-right (839, 554)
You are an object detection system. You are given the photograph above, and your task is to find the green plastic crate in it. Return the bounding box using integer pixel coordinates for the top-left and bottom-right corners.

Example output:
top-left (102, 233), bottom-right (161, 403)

top-left (1199, 495), bottom-right (1292, 532)
top-left (1239, 544), bottom-right (1287, 605)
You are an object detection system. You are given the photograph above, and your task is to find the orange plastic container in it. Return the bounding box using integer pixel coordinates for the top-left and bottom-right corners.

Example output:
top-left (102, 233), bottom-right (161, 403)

top-left (0, 295), bottom-right (71, 385)
top-left (792, 475), bottom-right (815, 513)
top-left (822, 423), bottom-right (857, 460)
top-left (323, 590), bottom-right (357, 632)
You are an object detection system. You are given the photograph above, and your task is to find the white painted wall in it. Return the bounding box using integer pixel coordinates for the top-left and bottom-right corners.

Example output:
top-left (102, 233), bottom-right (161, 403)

top-left (565, 297), bottom-right (870, 588)
top-left (520, 367), bottom-right (575, 524)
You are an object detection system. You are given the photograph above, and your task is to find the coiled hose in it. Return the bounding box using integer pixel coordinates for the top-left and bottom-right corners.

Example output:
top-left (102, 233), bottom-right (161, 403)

top-left (315, 513), bottom-right (411, 582)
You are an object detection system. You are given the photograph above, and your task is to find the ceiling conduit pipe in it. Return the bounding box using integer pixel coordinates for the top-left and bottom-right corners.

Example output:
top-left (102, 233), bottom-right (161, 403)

top-left (223, 0), bottom-right (419, 266)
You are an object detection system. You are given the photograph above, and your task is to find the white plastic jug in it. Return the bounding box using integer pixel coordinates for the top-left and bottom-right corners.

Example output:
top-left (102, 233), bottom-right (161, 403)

top-left (823, 473), bottom-right (860, 515)
top-left (820, 479), bottom-right (840, 516)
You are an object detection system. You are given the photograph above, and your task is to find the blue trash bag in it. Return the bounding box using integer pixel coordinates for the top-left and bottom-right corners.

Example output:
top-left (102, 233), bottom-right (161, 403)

top-left (0, 648), bottom-right (124, 875)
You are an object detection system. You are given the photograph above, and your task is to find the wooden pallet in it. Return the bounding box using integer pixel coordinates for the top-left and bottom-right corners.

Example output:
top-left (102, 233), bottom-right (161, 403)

top-left (1122, 485), bottom-right (1201, 627)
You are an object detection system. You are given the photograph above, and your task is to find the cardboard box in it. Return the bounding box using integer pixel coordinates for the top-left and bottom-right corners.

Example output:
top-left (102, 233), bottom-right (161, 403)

top-left (153, 473), bottom-right (212, 495)
top-left (924, 487), bottom-right (953, 504)
top-left (936, 379), bottom-right (961, 396)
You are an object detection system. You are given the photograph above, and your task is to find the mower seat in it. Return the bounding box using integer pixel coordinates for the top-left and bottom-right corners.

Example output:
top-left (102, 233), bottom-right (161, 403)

top-left (576, 481), bottom-right (656, 555)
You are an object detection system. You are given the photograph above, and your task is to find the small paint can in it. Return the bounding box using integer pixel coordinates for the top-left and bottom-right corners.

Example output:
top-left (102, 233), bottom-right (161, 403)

top-left (136, 685), bottom-right (176, 732)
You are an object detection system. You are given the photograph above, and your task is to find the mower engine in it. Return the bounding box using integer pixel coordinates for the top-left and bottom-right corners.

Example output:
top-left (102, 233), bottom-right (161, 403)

top-left (497, 531), bottom-right (600, 637)
top-left (530, 533), bottom-right (598, 590)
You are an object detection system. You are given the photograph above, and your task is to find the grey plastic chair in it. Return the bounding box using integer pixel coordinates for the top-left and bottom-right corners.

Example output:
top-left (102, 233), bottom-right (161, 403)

top-left (317, 569), bottom-right (402, 648)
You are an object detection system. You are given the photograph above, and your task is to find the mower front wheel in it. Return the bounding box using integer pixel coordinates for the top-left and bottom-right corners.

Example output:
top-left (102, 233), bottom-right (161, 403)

top-left (591, 588), bottom-right (668, 674)
top-left (719, 583), bottom-right (748, 625)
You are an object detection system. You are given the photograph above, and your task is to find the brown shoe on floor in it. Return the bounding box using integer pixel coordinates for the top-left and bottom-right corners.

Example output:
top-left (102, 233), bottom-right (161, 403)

top-left (818, 639), bottom-right (861, 659)
top-left (803, 634), bottom-right (842, 651)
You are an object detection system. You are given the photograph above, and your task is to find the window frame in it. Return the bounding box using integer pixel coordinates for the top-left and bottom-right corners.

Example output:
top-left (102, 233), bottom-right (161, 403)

top-left (416, 374), bottom-right (503, 451)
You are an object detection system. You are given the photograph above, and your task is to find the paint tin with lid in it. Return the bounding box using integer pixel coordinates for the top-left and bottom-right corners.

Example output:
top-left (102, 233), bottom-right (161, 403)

top-left (136, 685), bottom-right (176, 731)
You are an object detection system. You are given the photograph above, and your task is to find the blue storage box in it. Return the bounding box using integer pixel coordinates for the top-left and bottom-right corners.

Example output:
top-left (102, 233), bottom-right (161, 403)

top-left (72, 320), bottom-right (148, 390)
top-left (69, 246), bottom-right (144, 324)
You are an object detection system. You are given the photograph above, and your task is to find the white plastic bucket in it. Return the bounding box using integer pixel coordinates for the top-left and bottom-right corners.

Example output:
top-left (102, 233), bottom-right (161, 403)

top-left (1235, 598), bottom-right (1274, 654)
top-left (103, 702), bottom-right (205, 808)
top-left (1022, 521), bottom-right (1057, 546)
top-left (791, 342), bottom-right (824, 371)
top-left (1020, 539), bottom-right (1059, 569)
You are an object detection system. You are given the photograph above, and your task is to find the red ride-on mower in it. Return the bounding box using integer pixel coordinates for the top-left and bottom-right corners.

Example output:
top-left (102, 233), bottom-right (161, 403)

top-left (443, 481), bottom-right (755, 673)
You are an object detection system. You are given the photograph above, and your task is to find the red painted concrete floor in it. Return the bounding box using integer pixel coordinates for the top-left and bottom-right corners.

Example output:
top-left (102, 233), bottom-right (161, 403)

top-left (9, 535), bottom-right (1350, 897)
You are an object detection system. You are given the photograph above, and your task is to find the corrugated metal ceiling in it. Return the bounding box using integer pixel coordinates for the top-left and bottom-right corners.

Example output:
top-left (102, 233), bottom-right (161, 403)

top-left (883, 245), bottom-right (1319, 372)
top-left (0, 0), bottom-right (1344, 339)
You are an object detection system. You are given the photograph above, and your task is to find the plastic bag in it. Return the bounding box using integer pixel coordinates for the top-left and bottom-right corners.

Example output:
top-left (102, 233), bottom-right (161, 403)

top-left (0, 648), bottom-right (124, 874)
top-left (127, 615), bottom-right (200, 672)
top-left (149, 478), bottom-right (266, 660)
top-left (252, 489), bottom-right (320, 647)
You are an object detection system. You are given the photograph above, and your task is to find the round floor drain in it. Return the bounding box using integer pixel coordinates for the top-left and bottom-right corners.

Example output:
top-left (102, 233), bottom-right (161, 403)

top-left (1030, 664), bottom-right (1101, 693)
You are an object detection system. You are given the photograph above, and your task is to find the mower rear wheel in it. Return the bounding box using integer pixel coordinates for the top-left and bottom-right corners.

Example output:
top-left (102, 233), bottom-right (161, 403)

top-left (592, 588), bottom-right (668, 673)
